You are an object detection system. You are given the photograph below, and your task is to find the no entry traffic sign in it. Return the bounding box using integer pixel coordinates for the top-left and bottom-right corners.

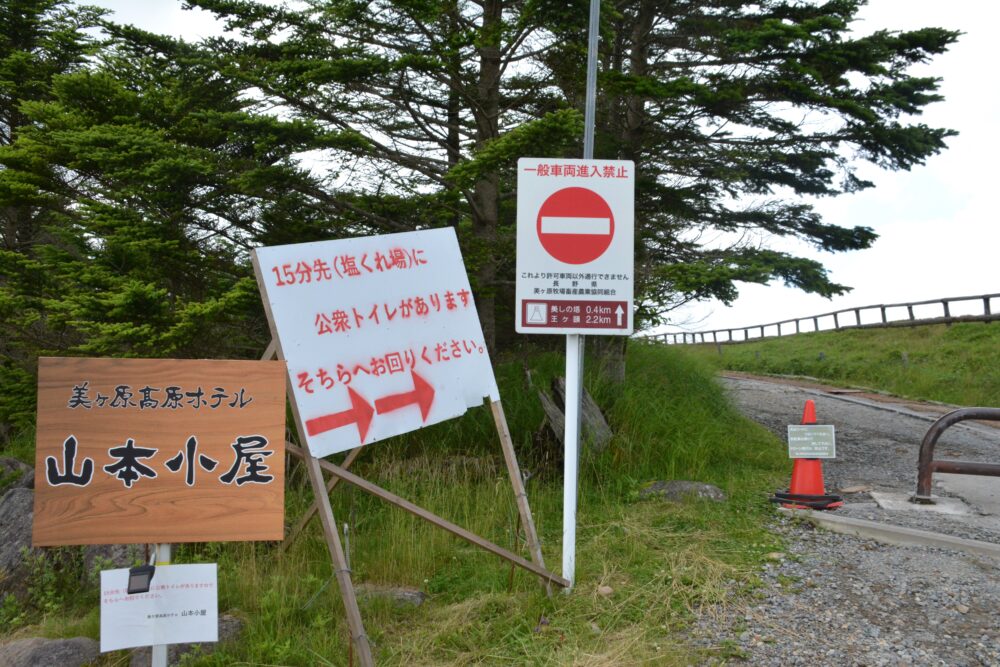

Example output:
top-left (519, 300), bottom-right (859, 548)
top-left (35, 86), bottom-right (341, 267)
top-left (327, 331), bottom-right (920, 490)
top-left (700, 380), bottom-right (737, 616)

top-left (537, 187), bottom-right (614, 265)
top-left (516, 158), bottom-right (634, 335)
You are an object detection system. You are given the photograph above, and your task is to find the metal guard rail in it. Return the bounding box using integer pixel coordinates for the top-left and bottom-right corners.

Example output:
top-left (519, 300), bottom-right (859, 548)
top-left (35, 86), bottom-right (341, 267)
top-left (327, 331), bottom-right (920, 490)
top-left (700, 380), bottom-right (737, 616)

top-left (912, 407), bottom-right (1000, 503)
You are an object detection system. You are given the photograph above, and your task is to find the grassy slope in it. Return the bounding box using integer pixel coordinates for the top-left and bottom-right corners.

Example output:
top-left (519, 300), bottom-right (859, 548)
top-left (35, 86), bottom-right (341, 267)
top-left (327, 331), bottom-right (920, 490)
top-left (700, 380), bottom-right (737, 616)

top-left (683, 323), bottom-right (1000, 408)
top-left (2, 344), bottom-right (788, 665)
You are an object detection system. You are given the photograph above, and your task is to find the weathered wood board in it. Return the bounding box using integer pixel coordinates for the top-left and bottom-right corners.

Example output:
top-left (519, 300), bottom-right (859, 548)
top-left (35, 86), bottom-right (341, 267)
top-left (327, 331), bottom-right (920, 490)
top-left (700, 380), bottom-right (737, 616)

top-left (33, 357), bottom-right (286, 546)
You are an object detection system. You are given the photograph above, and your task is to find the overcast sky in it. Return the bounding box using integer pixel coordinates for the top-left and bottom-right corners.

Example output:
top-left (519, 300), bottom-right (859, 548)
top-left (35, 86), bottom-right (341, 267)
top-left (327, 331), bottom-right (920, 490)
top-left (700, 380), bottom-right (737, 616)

top-left (89, 1), bottom-right (997, 334)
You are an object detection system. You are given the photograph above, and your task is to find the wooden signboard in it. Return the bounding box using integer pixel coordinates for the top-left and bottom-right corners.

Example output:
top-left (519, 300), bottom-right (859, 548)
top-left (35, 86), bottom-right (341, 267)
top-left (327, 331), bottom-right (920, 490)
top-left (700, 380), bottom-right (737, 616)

top-left (33, 357), bottom-right (286, 546)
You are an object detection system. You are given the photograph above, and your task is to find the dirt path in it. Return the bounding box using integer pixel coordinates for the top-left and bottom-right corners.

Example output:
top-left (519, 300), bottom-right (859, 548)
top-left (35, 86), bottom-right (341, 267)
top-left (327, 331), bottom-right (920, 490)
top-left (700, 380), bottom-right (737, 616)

top-left (690, 374), bottom-right (1000, 666)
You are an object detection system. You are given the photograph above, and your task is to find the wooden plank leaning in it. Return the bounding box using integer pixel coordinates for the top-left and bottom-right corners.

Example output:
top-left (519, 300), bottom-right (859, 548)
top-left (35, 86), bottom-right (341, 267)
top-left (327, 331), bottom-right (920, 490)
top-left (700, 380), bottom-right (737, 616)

top-left (259, 340), bottom-right (375, 666)
top-left (302, 453), bottom-right (375, 666)
top-left (286, 443), bottom-right (570, 589)
top-left (261, 342), bottom-right (364, 553)
top-left (281, 446), bottom-right (363, 553)
top-left (489, 400), bottom-right (553, 596)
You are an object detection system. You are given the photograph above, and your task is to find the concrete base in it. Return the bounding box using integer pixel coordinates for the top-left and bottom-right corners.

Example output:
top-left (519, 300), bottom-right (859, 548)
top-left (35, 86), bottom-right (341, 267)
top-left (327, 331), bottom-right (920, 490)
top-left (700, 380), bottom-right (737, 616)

top-left (870, 491), bottom-right (971, 515)
top-left (778, 508), bottom-right (1000, 560)
top-left (935, 473), bottom-right (1000, 516)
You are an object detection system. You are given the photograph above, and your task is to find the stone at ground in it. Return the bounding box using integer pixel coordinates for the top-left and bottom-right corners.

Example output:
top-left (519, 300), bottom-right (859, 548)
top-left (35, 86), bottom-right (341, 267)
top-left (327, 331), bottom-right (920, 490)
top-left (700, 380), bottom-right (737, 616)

top-left (356, 584), bottom-right (427, 607)
top-left (0, 458), bottom-right (33, 490)
top-left (128, 614), bottom-right (243, 667)
top-left (82, 544), bottom-right (146, 583)
top-left (639, 480), bottom-right (727, 502)
top-left (0, 487), bottom-right (37, 601)
top-left (0, 636), bottom-right (99, 667)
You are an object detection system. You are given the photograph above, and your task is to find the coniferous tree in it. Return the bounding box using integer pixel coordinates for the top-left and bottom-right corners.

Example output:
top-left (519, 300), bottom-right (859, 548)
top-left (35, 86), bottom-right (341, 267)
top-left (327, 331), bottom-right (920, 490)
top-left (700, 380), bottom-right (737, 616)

top-left (0, 0), bottom-right (104, 431)
top-left (187, 0), bottom-right (956, 347)
top-left (0, 19), bottom-right (332, 430)
top-left (188, 0), bottom-right (585, 348)
top-left (586, 0), bottom-right (957, 323)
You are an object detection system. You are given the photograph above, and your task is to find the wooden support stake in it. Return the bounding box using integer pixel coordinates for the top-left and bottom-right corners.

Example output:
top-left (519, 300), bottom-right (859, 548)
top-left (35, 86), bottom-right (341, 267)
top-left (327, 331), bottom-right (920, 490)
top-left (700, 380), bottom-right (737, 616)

top-left (303, 453), bottom-right (375, 667)
top-left (287, 443), bottom-right (570, 589)
top-left (259, 334), bottom-right (374, 665)
top-left (260, 338), bottom-right (278, 362)
top-left (490, 400), bottom-right (552, 596)
top-left (282, 446), bottom-right (364, 553)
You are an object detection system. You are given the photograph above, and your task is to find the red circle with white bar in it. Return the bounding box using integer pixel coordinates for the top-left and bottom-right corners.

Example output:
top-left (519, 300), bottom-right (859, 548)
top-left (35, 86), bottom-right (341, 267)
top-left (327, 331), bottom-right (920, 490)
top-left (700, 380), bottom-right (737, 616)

top-left (536, 187), bottom-right (615, 264)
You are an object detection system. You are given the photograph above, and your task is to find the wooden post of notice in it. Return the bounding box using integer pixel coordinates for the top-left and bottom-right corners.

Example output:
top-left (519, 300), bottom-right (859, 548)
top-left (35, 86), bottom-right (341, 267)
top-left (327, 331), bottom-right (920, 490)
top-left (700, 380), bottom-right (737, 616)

top-left (264, 342), bottom-right (375, 667)
top-left (490, 400), bottom-right (552, 596)
top-left (303, 454), bottom-right (374, 666)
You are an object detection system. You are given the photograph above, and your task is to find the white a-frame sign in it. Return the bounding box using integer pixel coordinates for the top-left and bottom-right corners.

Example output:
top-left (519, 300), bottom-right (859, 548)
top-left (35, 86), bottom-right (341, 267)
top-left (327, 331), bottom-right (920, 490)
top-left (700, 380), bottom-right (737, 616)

top-left (252, 227), bottom-right (566, 665)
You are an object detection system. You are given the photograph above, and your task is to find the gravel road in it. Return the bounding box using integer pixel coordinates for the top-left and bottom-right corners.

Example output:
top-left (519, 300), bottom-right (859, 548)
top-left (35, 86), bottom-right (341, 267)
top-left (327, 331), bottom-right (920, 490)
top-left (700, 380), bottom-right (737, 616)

top-left (691, 374), bottom-right (1000, 666)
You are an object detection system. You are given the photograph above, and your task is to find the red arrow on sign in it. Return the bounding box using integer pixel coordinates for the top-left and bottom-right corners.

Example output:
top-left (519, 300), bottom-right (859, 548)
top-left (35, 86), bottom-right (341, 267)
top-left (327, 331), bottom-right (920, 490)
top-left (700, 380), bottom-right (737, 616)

top-left (305, 386), bottom-right (375, 441)
top-left (374, 370), bottom-right (435, 421)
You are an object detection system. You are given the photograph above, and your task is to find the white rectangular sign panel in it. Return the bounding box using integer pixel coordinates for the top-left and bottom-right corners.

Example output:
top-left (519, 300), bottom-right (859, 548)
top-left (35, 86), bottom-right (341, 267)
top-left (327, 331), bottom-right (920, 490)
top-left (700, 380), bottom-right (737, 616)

top-left (253, 228), bottom-right (500, 458)
top-left (515, 158), bottom-right (634, 335)
top-left (100, 564), bottom-right (218, 652)
top-left (787, 424), bottom-right (837, 459)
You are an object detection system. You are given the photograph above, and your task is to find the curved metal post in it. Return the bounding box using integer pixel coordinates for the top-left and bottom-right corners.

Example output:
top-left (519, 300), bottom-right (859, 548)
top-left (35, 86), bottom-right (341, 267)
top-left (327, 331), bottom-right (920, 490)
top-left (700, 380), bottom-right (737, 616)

top-left (912, 407), bottom-right (1000, 503)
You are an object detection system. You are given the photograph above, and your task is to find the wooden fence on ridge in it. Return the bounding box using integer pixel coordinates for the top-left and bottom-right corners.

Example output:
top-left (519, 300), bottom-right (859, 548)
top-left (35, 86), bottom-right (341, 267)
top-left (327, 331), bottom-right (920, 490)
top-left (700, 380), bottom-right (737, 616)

top-left (651, 293), bottom-right (1000, 345)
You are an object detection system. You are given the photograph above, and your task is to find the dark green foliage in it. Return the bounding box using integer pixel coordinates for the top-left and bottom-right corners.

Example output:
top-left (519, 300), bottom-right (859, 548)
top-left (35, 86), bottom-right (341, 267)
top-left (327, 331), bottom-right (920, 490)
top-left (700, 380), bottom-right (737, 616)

top-left (0, 8), bottom-right (335, 431)
top-left (580, 0), bottom-right (957, 325)
top-left (0, 0), bottom-right (958, 435)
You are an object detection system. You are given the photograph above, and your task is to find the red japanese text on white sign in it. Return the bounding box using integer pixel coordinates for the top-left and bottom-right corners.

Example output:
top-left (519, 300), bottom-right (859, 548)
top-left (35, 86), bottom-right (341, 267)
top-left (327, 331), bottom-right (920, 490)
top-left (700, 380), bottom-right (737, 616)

top-left (253, 228), bottom-right (500, 458)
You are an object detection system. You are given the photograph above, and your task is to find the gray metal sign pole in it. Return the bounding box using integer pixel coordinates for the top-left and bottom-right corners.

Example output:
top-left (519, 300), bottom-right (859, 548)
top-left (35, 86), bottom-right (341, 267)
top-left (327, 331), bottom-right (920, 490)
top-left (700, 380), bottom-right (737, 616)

top-left (563, 0), bottom-right (601, 592)
top-left (151, 543), bottom-right (171, 667)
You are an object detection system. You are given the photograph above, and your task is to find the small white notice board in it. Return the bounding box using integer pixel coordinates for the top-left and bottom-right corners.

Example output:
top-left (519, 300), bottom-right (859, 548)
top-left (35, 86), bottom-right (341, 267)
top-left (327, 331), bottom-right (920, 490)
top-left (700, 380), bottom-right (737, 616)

top-left (253, 228), bottom-right (500, 458)
top-left (787, 425), bottom-right (836, 459)
top-left (100, 564), bottom-right (218, 652)
top-left (515, 157), bottom-right (634, 335)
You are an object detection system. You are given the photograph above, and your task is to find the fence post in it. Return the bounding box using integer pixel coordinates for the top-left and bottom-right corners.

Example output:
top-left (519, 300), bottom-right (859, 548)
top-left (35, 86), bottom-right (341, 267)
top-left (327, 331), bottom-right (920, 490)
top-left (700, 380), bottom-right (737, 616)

top-left (907, 305), bottom-right (914, 320)
top-left (833, 312), bottom-right (839, 329)
top-left (795, 319), bottom-right (800, 334)
top-left (854, 308), bottom-right (861, 326)
top-left (881, 306), bottom-right (887, 324)
top-left (812, 317), bottom-right (819, 331)
top-left (943, 300), bottom-right (951, 320)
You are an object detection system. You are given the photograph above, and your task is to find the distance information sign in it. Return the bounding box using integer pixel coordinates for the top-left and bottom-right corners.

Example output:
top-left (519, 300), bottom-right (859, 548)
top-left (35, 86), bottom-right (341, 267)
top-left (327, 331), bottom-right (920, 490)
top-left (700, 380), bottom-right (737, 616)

top-left (515, 157), bottom-right (634, 335)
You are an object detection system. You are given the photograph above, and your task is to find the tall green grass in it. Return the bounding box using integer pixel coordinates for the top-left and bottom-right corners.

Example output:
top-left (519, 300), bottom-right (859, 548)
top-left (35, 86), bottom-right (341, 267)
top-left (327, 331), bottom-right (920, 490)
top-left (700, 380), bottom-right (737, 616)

top-left (3, 344), bottom-right (788, 665)
top-left (681, 322), bottom-right (1000, 407)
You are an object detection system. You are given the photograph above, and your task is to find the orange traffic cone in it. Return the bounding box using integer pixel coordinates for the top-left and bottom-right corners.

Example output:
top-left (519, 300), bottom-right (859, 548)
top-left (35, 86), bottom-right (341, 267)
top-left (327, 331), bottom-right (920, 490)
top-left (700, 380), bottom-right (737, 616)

top-left (770, 400), bottom-right (843, 510)
top-left (787, 458), bottom-right (828, 498)
top-left (800, 399), bottom-right (817, 425)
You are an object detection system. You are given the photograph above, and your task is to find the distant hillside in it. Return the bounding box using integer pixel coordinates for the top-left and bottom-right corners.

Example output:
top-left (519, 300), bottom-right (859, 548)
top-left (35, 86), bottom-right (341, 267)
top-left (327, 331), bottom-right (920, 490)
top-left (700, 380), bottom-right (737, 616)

top-left (678, 323), bottom-right (1000, 408)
